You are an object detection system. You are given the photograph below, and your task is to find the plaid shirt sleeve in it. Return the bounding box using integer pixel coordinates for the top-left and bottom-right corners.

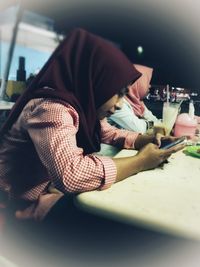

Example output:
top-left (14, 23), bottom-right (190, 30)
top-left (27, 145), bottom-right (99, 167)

top-left (100, 118), bottom-right (139, 149)
top-left (25, 99), bottom-right (116, 193)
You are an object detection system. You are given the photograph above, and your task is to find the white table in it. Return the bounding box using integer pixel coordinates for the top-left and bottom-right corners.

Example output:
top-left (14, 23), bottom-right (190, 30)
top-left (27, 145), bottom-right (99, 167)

top-left (76, 148), bottom-right (200, 240)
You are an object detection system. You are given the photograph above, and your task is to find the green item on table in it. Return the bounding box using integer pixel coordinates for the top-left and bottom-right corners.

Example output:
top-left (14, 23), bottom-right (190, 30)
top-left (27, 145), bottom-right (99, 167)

top-left (186, 146), bottom-right (200, 158)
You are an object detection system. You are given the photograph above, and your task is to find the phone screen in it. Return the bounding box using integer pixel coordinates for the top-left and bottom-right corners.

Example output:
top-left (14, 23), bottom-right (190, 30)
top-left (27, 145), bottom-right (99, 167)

top-left (160, 137), bottom-right (186, 150)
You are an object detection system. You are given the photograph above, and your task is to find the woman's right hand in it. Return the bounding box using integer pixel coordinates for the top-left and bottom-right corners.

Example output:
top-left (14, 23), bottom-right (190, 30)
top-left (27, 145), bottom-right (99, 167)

top-left (136, 142), bottom-right (185, 171)
top-left (113, 142), bottom-right (185, 183)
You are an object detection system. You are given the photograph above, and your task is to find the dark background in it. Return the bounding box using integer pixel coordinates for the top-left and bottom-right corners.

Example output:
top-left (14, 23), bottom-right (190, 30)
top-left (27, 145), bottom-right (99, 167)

top-left (1, 0), bottom-right (200, 90)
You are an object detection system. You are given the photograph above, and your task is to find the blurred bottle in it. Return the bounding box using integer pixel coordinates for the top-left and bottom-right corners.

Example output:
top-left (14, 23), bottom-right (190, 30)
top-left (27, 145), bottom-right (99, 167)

top-left (189, 100), bottom-right (195, 119)
top-left (16, 56), bottom-right (26, 81)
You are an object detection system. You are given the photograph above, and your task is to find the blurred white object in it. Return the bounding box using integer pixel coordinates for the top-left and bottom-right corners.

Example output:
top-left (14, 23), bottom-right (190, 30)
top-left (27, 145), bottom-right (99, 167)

top-left (162, 102), bottom-right (179, 135)
top-left (0, 256), bottom-right (18, 267)
top-left (189, 100), bottom-right (195, 119)
top-left (0, 100), bottom-right (14, 110)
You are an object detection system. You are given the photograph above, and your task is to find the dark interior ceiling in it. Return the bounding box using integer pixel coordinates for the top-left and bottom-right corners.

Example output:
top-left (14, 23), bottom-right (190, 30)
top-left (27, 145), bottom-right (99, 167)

top-left (1, 0), bottom-right (200, 89)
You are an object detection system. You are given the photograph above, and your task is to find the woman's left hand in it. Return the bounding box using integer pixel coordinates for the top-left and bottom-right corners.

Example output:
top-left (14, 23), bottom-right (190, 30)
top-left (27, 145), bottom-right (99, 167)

top-left (135, 132), bottom-right (183, 150)
top-left (153, 125), bottom-right (166, 136)
top-left (154, 133), bottom-right (181, 147)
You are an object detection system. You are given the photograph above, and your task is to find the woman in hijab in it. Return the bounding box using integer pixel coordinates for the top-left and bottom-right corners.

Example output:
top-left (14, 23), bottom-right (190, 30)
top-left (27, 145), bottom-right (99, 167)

top-left (107, 64), bottom-right (162, 134)
top-left (0, 28), bottom-right (183, 222)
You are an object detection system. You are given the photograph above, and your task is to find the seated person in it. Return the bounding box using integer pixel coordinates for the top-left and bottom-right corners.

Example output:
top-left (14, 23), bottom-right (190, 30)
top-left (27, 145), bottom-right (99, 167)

top-left (0, 29), bottom-right (183, 224)
top-left (107, 64), bottom-right (163, 134)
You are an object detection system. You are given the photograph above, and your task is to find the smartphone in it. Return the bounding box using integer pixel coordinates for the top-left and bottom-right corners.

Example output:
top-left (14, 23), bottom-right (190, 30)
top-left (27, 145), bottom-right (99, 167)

top-left (160, 136), bottom-right (186, 150)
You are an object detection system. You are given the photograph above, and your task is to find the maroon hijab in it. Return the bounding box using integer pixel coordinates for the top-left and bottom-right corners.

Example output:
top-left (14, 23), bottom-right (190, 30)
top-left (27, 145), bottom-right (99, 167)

top-left (1, 28), bottom-right (141, 153)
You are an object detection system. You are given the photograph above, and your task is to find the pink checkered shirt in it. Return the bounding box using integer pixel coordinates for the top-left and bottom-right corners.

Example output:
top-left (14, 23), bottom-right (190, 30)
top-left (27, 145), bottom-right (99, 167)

top-left (0, 98), bottom-right (138, 204)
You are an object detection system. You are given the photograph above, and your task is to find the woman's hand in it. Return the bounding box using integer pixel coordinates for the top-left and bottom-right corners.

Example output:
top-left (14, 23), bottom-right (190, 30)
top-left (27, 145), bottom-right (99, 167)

top-left (135, 133), bottom-right (180, 150)
top-left (113, 141), bottom-right (185, 183)
top-left (136, 142), bottom-right (185, 171)
top-left (154, 134), bottom-right (185, 148)
top-left (136, 131), bottom-right (185, 149)
top-left (153, 125), bottom-right (166, 136)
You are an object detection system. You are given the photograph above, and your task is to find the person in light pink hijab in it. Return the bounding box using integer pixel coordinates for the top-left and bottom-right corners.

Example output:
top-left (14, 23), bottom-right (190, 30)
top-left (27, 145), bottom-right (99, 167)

top-left (125, 64), bottom-right (153, 117)
top-left (107, 64), bottom-right (162, 134)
